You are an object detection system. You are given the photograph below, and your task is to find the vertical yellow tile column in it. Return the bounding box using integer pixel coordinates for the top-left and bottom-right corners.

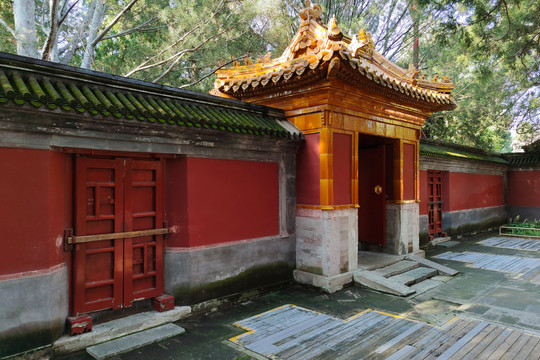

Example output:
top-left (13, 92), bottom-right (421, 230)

top-left (415, 139), bottom-right (420, 201)
top-left (352, 132), bottom-right (359, 206)
top-left (320, 127), bottom-right (333, 206)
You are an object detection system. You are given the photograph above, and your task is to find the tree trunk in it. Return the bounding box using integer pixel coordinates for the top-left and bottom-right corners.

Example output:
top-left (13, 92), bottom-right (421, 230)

top-left (81, 0), bottom-right (106, 69)
top-left (13, 0), bottom-right (38, 57)
top-left (61, 0), bottom-right (97, 65)
top-left (42, 0), bottom-right (60, 61)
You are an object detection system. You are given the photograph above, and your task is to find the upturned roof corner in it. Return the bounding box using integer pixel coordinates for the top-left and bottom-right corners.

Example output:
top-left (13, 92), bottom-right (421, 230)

top-left (214, 1), bottom-right (456, 112)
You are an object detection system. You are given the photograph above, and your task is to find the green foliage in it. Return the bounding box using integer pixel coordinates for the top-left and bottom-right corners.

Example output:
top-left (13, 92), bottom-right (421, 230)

top-left (418, 0), bottom-right (539, 148)
top-left (0, 0), bottom-right (537, 150)
top-left (502, 219), bottom-right (540, 237)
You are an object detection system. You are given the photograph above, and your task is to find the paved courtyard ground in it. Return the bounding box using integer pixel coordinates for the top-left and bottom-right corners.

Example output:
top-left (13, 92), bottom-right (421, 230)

top-left (57, 231), bottom-right (540, 359)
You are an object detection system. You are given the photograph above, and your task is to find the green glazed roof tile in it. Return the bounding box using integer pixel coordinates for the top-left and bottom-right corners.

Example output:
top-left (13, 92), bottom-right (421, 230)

top-left (420, 139), bottom-right (509, 165)
top-left (0, 55), bottom-right (300, 140)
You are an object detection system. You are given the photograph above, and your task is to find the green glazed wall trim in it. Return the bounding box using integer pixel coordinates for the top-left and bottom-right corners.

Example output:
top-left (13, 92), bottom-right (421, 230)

top-left (0, 62), bottom-right (299, 140)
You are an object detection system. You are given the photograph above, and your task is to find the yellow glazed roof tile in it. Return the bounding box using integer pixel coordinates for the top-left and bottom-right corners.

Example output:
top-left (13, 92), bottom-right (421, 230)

top-left (215, 1), bottom-right (455, 111)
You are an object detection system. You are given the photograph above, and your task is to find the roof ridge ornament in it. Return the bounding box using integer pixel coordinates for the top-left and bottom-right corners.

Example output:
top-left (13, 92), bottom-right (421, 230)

top-left (348, 29), bottom-right (375, 57)
top-left (327, 17), bottom-right (343, 41)
top-left (299, 0), bottom-right (322, 24)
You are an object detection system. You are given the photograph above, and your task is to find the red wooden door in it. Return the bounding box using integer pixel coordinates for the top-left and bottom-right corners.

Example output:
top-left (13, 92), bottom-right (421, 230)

top-left (358, 144), bottom-right (386, 247)
top-left (73, 158), bottom-right (164, 315)
top-left (123, 159), bottom-right (164, 307)
top-left (427, 170), bottom-right (443, 237)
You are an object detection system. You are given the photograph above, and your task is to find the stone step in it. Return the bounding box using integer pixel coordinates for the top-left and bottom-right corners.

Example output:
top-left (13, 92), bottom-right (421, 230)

top-left (86, 323), bottom-right (185, 360)
top-left (430, 236), bottom-right (452, 245)
top-left (373, 260), bottom-right (420, 278)
top-left (389, 267), bottom-right (438, 286)
top-left (406, 254), bottom-right (459, 276)
top-left (53, 306), bottom-right (191, 355)
top-left (353, 270), bottom-right (416, 297)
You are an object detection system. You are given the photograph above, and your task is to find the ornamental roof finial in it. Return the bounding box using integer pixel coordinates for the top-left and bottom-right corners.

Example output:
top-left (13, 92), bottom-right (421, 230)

top-left (299, 1), bottom-right (322, 23)
top-left (327, 16), bottom-right (342, 41)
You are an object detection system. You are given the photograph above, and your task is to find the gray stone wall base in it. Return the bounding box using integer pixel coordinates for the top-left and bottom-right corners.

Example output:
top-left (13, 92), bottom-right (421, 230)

top-left (295, 208), bottom-right (358, 280)
top-left (385, 203), bottom-right (420, 255)
top-left (508, 206), bottom-right (540, 220)
top-left (164, 235), bottom-right (295, 305)
top-left (0, 266), bottom-right (68, 358)
top-left (293, 269), bottom-right (354, 293)
top-left (442, 206), bottom-right (507, 236)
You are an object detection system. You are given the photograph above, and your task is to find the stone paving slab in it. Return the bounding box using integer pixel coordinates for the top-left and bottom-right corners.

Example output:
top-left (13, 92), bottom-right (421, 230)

top-left (86, 323), bottom-right (185, 359)
top-left (389, 267), bottom-right (437, 286)
top-left (433, 251), bottom-right (540, 280)
top-left (479, 237), bottom-right (540, 252)
top-left (229, 304), bottom-right (540, 360)
top-left (436, 240), bottom-right (461, 248)
top-left (372, 260), bottom-right (419, 278)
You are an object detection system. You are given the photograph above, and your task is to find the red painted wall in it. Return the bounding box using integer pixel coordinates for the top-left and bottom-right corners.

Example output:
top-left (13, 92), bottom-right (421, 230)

top-left (403, 143), bottom-right (415, 200)
top-left (166, 157), bottom-right (279, 247)
top-left (0, 148), bottom-right (70, 276)
top-left (448, 173), bottom-right (504, 211)
top-left (419, 170), bottom-right (504, 214)
top-left (507, 170), bottom-right (540, 207)
top-left (297, 134), bottom-right (320, 205)
top-left (419, 170), bottom-right (428, 215)
top-left (333, 133), bottom-right (351, 205)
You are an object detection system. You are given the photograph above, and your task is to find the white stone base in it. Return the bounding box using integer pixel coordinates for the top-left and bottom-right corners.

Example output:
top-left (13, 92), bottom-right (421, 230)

top-left (295, 208), bottom-right (358, 278)
top-left (385, 202), bottom-right (420, 255)
top-left (293, 269), bottom-right (354, 293)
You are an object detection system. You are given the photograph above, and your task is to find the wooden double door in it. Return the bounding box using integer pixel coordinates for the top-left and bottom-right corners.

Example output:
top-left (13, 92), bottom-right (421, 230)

top-left (72, 157), bottom-right (165, 315)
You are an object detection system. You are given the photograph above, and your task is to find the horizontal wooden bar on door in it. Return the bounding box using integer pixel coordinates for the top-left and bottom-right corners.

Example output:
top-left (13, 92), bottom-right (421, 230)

top-left (67, 228), bottom-right (169, 244)
top-left (427, 201), bottom-right (444, 205)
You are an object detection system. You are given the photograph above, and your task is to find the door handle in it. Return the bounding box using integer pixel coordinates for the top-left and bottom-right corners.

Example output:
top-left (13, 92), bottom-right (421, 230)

top-left (374, 185), bottom-right (383, 195)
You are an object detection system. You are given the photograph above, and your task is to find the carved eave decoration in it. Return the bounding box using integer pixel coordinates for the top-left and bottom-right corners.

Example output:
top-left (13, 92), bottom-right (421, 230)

top-left (214, 1), bottom-right (456, 112)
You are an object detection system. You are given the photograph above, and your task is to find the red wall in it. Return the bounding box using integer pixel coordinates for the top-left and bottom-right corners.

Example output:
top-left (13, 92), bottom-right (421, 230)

top-left (507, 170), bottom-right (540, 207)
top-left (296, 134), bottom-right (320, 205)
top-left (333, 133), bottom-right (351, 205)
top-left (166, 157), bottom-right (279, 247)
top-left (419, 170), bottom-right (504, 215)
top-left (448, 173), bottom-right (504, 211)
top-left (0, 148), bottom-right (70, 276)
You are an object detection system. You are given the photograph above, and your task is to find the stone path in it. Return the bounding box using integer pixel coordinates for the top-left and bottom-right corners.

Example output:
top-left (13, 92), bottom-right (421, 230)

top-left (229, 304), bottom-right (540, 359)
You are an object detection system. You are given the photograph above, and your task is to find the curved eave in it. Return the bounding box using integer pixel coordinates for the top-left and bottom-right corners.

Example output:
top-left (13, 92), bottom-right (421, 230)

top-left (216, 53), bottom-right (456, 112)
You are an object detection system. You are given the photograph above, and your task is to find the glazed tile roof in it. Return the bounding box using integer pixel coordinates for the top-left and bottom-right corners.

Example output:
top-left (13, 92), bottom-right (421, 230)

top-left (503, 153), bottom-right (540, 167)
top-left (214, 2), bottom-right (455, 112)
top-left (420, 139), bottom-right (508, 164)
top-left (0, 52), bottom-right (301, 139)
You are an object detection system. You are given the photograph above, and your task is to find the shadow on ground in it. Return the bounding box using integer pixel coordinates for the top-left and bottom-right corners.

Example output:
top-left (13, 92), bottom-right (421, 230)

top-left (56, 231), bottom-right (540, 359)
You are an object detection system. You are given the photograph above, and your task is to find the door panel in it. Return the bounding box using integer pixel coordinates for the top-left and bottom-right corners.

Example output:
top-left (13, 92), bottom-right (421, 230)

top-left (73, 157), bottom-right (164, 315)
top-left (74, 158), bottom-right (124, 315)
top-left (358, 144), bottom-right (386, 246)
top-left (123, 159), bottom-right (164, 306)
top-left (428, 170), bottom-right (443, 236)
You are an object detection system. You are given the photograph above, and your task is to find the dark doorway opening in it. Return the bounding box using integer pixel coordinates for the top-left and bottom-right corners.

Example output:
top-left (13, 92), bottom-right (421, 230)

top-left (358, 134), bottom-right (394, 248)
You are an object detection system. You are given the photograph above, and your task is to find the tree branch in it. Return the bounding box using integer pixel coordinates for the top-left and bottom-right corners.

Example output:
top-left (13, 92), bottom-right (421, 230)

top-left (178, 54), bottom-right (249, 89)
top-left (101, 17), bottom-right (157, 41)
top-left (92, 0), bottom-right (140, 47)
top-left (125, 0), bottom-right (226, 77)
top-left (58, 0), bottom-right (80, 27)
top-left (153, 26), bottom-right (230, 83)
top-left (0, 17), bottom-right (16, 37)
